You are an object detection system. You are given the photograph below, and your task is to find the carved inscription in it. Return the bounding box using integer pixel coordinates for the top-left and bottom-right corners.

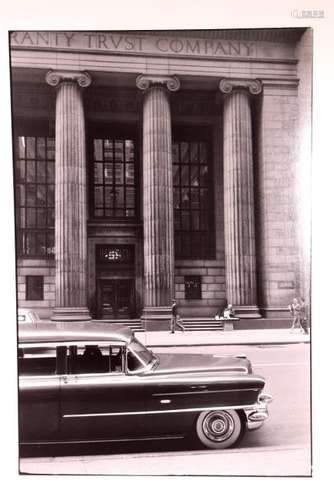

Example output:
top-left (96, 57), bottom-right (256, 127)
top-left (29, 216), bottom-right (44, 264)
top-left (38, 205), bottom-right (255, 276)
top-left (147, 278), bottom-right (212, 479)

top-left (10, 31), bottom-right (256, 58)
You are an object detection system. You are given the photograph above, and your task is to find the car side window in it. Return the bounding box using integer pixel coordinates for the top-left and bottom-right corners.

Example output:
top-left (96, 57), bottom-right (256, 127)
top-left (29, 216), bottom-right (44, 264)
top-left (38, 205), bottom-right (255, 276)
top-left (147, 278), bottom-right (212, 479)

top-left (67, 345), bottom-right (124, 374)
top-left (126, 350), bottom-right (143, 372)
top-left (18, 346), bottom-right (57, 376)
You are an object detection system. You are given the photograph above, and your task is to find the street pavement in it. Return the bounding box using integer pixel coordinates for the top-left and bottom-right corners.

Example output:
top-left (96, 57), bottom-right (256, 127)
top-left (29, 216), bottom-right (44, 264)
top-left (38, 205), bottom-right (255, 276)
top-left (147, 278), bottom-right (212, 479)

top-left (135, 328), bottom-right (310, 347)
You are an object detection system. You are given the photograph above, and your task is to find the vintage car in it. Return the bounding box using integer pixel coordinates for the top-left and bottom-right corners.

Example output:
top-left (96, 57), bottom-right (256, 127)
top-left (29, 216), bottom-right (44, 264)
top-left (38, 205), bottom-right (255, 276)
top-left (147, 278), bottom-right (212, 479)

top-left (18, 322), bottom-right (272, 452)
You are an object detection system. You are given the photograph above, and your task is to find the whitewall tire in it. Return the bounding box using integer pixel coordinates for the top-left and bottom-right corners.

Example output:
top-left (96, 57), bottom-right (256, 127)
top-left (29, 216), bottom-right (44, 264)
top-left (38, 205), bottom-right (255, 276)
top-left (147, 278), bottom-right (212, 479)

top-left (195, 409), bottom-right (243, 449)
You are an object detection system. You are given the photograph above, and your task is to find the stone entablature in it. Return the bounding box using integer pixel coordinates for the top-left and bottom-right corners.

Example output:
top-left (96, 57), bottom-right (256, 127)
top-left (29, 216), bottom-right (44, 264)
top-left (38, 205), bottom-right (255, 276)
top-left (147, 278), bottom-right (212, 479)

top-left (12, 85), bottom-right (221, 119)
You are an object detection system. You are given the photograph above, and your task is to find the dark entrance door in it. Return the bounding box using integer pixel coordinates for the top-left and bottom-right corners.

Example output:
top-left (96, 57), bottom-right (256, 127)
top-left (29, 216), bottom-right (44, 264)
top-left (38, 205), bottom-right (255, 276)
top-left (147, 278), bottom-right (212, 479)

top-left (99, 279), bottom-right (134, 319)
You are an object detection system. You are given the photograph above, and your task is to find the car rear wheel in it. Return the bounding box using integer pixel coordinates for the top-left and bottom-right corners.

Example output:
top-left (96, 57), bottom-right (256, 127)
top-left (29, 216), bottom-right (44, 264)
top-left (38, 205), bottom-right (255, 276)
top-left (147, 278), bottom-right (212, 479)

top-left (195, 409), bottom-right (243, 449)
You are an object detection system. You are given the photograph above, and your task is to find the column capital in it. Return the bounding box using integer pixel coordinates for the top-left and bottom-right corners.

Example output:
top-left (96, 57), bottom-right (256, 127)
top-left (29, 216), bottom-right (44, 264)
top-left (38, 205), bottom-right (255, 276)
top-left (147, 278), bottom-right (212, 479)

top-left (46, 70), bottom-right (92, 88)
top-left (136, 74), bottom-right (180, 92)
top-left (219, 78), bottom-right (262, 96)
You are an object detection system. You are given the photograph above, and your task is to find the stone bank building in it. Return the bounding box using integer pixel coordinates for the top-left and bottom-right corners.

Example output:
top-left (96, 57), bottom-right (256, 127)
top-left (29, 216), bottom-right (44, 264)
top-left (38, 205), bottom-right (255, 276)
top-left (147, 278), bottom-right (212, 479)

top-left (10, 28), bottom-right (312, 330)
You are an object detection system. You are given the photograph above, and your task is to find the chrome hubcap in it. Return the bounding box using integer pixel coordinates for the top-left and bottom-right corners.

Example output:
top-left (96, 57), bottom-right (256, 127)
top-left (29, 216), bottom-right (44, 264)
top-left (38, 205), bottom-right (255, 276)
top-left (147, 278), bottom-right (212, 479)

top-left (202, 411), bottom-right (235, 442)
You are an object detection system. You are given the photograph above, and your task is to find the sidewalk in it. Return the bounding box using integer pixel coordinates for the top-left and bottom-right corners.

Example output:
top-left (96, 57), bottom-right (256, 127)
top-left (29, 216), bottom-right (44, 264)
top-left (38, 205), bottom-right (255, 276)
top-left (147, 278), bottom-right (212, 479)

top-left (135, 328), bottom-right (310, 347)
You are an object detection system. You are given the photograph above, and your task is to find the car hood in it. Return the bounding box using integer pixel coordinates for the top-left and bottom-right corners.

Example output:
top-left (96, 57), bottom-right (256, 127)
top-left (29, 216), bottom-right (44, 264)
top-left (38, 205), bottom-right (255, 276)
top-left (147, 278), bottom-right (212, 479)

top-left (153, 352), bottom-right (252, 375)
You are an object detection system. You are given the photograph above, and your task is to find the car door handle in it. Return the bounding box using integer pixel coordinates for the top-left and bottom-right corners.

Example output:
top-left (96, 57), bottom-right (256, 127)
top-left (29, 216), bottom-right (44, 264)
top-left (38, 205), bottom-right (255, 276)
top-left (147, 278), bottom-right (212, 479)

top-left (62, 375), bottom-right (78, 384)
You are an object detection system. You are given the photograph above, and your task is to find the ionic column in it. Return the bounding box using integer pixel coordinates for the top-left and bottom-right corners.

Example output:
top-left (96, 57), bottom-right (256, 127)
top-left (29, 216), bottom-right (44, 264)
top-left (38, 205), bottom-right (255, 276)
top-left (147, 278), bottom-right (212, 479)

top-left (46, 70), bottom-right (92, 321)
top-left (136, 74), bottom-right (180, 329)
top-left (219, 78), bottom-right (262, 317)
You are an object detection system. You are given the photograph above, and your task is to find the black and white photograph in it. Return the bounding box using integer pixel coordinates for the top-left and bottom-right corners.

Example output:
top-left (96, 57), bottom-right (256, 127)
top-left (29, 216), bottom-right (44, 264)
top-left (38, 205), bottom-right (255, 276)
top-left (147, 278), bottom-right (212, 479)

top-left (1, 0), bottom-right (333, 494)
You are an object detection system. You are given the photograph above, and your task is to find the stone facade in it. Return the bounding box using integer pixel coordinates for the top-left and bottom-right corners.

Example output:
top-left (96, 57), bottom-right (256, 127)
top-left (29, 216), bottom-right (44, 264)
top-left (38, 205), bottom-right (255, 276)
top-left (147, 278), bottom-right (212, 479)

top-left (10, 28), bottom-right (312, 328)
top-left (17, 260), bottom-right (56, 317)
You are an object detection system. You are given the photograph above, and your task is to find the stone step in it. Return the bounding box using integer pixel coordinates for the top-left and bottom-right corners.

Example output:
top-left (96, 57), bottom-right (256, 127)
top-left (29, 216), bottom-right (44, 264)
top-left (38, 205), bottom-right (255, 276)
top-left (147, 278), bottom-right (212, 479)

top-left (183, 322), bottom-right (222, 325)
top-left (182, 322), bottom-right (223, 326)
top-left (92, 319), bottom-right (146, 333)
top-left (183, 327), bottom-right (223, 331)
top-left (181, 318), bottom-right (230, 332)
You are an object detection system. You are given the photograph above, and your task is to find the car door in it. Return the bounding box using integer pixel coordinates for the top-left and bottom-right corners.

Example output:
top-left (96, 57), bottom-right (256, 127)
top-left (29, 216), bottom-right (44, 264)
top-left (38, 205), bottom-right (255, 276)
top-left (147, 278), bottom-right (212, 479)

top-left (59, 342), bottom-right (147, 441)
top-left (18, 343), bottom-right (61, 444)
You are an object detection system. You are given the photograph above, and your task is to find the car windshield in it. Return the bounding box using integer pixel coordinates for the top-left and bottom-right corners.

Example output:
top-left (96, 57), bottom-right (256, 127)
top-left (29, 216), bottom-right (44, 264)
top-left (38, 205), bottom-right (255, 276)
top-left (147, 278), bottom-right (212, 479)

top-left (128, 338), bottom-right (157, 368)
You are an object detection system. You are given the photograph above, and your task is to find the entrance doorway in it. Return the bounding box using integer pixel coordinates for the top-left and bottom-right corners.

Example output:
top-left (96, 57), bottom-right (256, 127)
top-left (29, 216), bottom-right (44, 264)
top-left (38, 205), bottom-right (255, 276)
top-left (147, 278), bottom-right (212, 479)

top-left (95, 244), bottom-right (136, 319)
top-left (99, 279), bottom-right (134, 319)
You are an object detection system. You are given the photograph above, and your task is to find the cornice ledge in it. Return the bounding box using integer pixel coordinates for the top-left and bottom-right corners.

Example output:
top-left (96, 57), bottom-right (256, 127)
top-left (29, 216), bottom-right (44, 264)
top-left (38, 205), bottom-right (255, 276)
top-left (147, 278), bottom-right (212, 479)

top-left (261, 78), bottom-right (299, 88)
top-left (219, 78), bottom-right (262, 95)
top-left (136, 74), bottom-right (180, 92)
top-left (45, 70), bottom-right (92, 88)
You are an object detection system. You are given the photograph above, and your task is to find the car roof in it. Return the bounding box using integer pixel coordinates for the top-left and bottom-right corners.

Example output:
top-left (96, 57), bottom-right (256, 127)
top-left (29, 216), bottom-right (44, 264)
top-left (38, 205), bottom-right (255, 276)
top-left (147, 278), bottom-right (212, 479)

top-left (18, 321), bottom-right (134, 344)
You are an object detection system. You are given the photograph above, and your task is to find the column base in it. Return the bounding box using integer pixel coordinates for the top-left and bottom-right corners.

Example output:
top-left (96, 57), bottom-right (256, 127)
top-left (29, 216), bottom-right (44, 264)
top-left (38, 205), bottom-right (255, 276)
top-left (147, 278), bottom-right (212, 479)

top-left (234, 305), bottom-right (261, 319)
top-left (141, 306), bottom-right (171, 331)
top-left (51, 307), bottom-right (92, 322)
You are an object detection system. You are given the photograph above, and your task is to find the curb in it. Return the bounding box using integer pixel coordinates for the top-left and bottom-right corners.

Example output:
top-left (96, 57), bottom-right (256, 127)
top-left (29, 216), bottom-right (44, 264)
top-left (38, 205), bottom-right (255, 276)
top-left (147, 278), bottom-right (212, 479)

top-left (146, 340), bottom-right (310, 348)
top-left (136, 331), bottom-right (311, 348)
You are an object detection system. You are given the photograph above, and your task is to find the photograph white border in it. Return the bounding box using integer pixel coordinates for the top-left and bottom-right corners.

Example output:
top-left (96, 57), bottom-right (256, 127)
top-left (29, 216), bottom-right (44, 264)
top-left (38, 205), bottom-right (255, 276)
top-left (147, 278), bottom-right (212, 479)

top-left (1, 0), bottom-right (333, 496)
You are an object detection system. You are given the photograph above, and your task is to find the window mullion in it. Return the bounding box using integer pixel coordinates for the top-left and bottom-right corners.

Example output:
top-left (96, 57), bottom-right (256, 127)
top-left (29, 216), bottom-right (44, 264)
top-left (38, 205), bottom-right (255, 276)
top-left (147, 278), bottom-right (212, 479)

top-left (123, 140), bottom-right (126, 217)
top-left (102, 139), bottom-right (106, 217)
top-left (112, 139), bottom-right (116, 216)
top-left (24, 136), bottom-right (27, 255)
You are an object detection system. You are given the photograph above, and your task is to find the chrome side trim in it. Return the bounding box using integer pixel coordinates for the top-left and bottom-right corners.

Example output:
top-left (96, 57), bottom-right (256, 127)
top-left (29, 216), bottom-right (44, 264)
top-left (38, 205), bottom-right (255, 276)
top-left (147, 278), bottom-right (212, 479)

top-left (20, 435), bottom-right (185, 446)
top-left (62, 403), bottom-right (260, 419)
top-left (153, 388), bottom-right (258, 397)
top-left (155, 367), bottom-right (249, 375)
top-left (20, 374), bottom-right (265, 388)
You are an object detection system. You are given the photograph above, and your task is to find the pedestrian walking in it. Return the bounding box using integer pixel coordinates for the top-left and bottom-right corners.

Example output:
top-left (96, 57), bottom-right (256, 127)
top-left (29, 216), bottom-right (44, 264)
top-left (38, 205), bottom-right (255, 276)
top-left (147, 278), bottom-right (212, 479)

top-left (300, 297), bottom-right (309, 334)
top-left (170, 299), bottom-right (184, 334)
top-left (288, 297), bottom-right (302, 332)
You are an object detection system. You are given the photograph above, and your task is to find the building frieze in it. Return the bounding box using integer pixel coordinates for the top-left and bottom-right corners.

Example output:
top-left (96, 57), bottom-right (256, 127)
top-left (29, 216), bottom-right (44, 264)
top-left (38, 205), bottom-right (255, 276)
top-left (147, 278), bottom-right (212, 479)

top-left (10, 31), bottom-right (298, 62)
